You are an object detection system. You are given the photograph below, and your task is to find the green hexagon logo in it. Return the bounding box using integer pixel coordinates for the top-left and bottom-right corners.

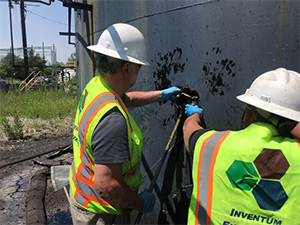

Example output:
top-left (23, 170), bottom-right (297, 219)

top-left (226, 149), bottom-right (290, 211)
top-left (226, 160), bottom-right (260, 190)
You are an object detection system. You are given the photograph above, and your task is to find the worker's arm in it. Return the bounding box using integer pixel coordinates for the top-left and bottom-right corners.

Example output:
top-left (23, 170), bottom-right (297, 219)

top-left (183, 104), bottom-right (204, 153)
top-left (94, 163), bottom-right (144, 210)
top-left (92, 111), bottom-right (155, 213)
top-left (124, 87), bottom-right (181, 107)
top-left (124, 91), bottom-right (161, 107)
top-left (291, 122), bottom-right (300, 141)
top-left (183, 113), bottom-right (204, 152)
top-left (92, 111), bottom-right (140, 209)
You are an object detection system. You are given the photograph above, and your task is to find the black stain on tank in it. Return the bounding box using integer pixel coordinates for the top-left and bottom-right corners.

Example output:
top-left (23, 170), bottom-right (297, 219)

top-left (152, 48), bottom-right (187, 90)
top-left (202, 47), bottom-right (237, 96)
top-left (152, 48), bottom-right (186, 127)
top-left (163, 118), bottom-right (167, 126)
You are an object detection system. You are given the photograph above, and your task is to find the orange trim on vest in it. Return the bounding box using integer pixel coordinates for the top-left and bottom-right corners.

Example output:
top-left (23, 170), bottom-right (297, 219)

top-left (72, 91), bottom-right (135, 209)
top-left (194, 132), bottom-right (217, 225)
top-left (71, 164), bottom-right (79, 200)
top-left (126, 169), bottom-right (131, 180)
top-left (76, 159), bottom-right (95, 186)
top-left (84, 199), bottom-right (89, 208)
top-left (206, 131), bottom-right (231, 225)
top-left (126, 165), bottom-right (137, 180)
top-left (76, 92), bottom-right (111, 187)
top-left (80, 99), bottom-right (116, 183)
top-left (74, 97), bottom-right (116, 206)
top-left (296, 139), bottom-right (300, 147)
top-left (71, 162), bottom-right (111, 206)
top-left (110, 92), bottom-right (133, 134)
top-left (77, 183), bottom-right (111, 205)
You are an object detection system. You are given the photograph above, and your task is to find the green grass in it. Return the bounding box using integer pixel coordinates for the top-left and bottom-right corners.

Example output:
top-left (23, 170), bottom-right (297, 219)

top-left (0, 88), bottom-right (77, 119)
top-left (0, 88), bottom-right (77, 139)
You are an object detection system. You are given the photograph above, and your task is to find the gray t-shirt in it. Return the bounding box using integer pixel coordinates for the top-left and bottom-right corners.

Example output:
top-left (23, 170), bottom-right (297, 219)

top-left (91, 109), bottom-right (130, 164)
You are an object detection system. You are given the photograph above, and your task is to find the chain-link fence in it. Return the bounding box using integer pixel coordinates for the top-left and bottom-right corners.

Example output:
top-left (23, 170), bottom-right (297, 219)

top-left (0, 44), bottom-right (57, 83)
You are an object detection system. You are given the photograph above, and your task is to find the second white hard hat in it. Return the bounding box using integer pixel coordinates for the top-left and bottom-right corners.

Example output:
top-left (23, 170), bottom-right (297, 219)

top-left (87, 23), bottom-right (149, 66)
top-left (237, 68), bottom-right (300, 122)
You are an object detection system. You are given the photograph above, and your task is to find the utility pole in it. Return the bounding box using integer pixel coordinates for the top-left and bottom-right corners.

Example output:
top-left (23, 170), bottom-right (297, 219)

top-left (20, 0), bottom-right (29, 79)
top-left (8, 0), bottom-right (14, 82)
top-left (42, 42), bottom-right (45, 76)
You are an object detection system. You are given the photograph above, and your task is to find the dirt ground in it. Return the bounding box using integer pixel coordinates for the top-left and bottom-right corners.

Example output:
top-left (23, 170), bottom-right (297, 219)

top-left (0, 125), bottom-right (74, 225)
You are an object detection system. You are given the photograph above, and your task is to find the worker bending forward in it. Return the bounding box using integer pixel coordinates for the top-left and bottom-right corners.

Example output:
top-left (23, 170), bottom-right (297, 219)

top-left (69, 23), bottom-right (181, 224)
top-left (183, 68), bottom-right (300, 224)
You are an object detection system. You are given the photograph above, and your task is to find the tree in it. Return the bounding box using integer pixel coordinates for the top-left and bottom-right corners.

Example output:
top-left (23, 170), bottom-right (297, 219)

top-left (28, 49), bottom-right (46, 69)
top-left (0, 53), bottom-right (25, 80)
top-left (57, 61), bottom-right (65, 72)
top-left (0, 51), bottom-right (52, 81)
top-left (68, 52), bottom-right (76, 62)
top-left (0, 54), bottom-right (13, 79)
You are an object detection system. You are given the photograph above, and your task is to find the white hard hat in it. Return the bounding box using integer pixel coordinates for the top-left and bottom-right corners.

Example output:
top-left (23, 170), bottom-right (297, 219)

top-left (87, 23), bottom-right (149, 66)
top-left (237, 68), bottom-right (300, 122)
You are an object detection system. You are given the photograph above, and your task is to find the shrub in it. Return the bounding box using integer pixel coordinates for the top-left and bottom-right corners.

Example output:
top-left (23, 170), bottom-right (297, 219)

top-left (1, 114), bottom-right (24, 140)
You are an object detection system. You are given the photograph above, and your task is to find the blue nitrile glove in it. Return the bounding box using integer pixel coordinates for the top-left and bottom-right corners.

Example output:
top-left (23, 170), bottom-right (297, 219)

top-left (161, 87), bottom-right (181, 101)
top-left (139, 189), bottom-right (155, 213)
top-left (185, 104), bottom-right (203, 117)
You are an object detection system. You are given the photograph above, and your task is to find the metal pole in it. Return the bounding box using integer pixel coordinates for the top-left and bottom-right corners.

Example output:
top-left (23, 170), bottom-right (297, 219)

top-left (42, 42), bottom-right (45, 76)
top-left (8, 0), bottom-right (14, 66)
top-left (8, 0), bottom-right (15, 83)
top-left (30, 45), bottom-right (33, 68)
top-left (53, 44), bottom-right (57, 85)
top-left (20, 0), bottom-right (29, 79)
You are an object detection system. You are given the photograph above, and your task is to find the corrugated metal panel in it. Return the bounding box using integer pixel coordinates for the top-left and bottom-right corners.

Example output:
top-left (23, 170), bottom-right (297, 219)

top-left (75, 0), bottom-right (299, 223)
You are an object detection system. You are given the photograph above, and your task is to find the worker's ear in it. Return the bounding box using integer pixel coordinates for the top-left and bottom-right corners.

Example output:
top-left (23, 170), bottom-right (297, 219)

top-left (241, 105), bottom-right (256, 129)
top-left (121, 62), bottom-right (131, 78)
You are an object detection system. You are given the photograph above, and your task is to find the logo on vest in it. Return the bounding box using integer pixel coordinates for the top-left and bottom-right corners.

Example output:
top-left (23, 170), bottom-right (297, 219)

top-left (78, 89), bottom-right (88, 114)
top-left (226, 148), bottom-right (289, 211)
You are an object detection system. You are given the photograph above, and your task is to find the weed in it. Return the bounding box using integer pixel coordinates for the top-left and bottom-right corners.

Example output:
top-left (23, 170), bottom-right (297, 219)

top-left (1, 118), bottom-right (14, 139)
top-left (0, 88), bottom-right (77, 139)
top-left (13, 114), bottom-right (24, 139)
top-left (1, 114), bottom-right (24, 140)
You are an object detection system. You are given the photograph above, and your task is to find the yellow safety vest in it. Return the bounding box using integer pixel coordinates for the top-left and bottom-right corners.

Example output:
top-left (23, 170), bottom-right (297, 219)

top-left (188, 122), bottom-right (300, 225)
top-left (69, 76), bottom-right (144, 214)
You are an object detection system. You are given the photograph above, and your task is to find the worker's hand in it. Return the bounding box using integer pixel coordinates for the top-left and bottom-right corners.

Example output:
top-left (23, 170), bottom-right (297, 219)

top-left (161, 87), bottom-right (181, 101)
top-left (185, 104), bottom-right (203, 117)
top-left (139, 189), bottom-right (155, 213)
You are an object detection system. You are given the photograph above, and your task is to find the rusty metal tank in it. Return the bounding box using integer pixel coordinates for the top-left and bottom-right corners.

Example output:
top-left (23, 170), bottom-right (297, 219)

top-left (74, 0), bottom-right (299, 224)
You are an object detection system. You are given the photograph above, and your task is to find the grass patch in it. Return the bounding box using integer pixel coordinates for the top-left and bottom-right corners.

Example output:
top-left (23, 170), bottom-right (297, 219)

top-left (0, 88), bottom-right (77, 140)
top-left (0, 88), bottom-right (77, 119)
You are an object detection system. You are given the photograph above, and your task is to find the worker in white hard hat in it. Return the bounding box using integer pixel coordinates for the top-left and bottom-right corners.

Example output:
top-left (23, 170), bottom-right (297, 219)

top-left (69, 23), bottom-right (181, 225)
top-left (182, 68), bottom-right (300, 224)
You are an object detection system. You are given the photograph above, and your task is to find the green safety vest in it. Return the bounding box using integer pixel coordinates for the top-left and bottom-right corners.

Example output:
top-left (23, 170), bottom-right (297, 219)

top-left (188, 122), bottom-right (300, 225)
top-left (69, 76), bottom-right (144, 214)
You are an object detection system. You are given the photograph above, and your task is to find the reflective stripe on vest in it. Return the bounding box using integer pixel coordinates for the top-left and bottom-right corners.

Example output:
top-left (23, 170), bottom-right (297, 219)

top-left (73, 91), bottom-right (132, 208)
top-left (71, 164), bottom-right (110, 207)
top-left (190, 123), bottom-right (300, 225)
top-left (70, 76), bottom-right (144, 214)
top-left (193, 131), bottom-right (231, 225)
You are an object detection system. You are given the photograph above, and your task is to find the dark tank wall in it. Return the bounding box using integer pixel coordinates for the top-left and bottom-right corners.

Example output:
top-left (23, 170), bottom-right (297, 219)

top-left (74, 0), bottom-right (299, 224)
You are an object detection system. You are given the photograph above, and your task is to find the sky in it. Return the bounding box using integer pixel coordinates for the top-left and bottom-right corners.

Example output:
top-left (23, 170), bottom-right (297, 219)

top-left (0, 0), bottom-right (76, 63)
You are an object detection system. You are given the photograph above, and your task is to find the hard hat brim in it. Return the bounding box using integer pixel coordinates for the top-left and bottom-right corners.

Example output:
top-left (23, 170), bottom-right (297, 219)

top-left (237, 94), bottom-right (300, 122)
top-left (87, 45), bottom-right (150, 66)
